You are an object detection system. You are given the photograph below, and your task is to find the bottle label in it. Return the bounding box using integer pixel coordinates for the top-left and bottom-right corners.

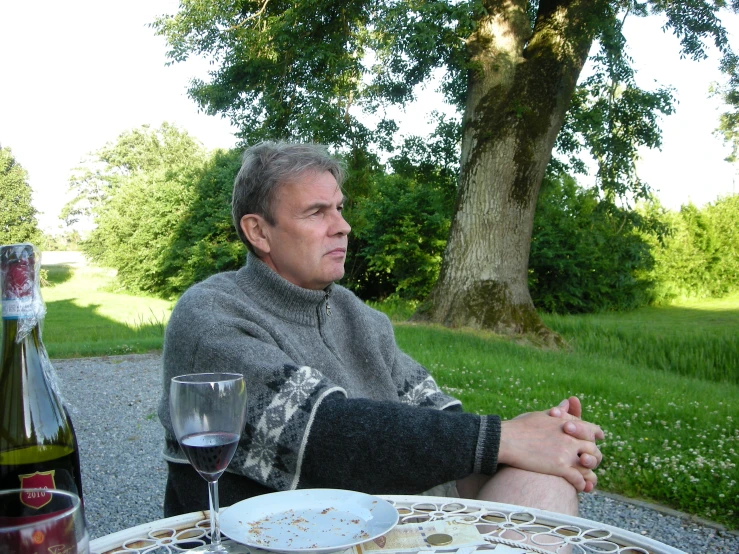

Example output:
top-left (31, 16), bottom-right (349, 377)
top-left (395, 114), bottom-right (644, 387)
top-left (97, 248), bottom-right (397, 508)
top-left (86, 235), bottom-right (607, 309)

top-left (19, 471), bottom-right (57, 508)
top-left (0, 447), bottom-right (82, 505)
top-left (1, 297), bottom-right (35, 319)
top-left (0, 468), bottom-right (81, 554)
top-left (1, 243), bottom-right (37, 320)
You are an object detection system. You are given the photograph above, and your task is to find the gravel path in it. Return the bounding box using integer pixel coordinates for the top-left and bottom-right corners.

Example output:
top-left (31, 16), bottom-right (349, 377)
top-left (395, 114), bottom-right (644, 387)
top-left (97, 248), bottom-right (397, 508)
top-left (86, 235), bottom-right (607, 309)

top-left (53, 353), bottom-right (739, 552)
top-left (55, 354), bottom-right (168, 540)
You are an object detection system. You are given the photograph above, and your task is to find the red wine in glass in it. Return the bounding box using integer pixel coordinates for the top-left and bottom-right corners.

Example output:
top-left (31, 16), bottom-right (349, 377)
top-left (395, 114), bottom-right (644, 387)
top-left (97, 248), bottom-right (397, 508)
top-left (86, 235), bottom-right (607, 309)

top-left (170, 373), bottom-right (247, 553)
top-left (180, 432), bottom-right (240, 481)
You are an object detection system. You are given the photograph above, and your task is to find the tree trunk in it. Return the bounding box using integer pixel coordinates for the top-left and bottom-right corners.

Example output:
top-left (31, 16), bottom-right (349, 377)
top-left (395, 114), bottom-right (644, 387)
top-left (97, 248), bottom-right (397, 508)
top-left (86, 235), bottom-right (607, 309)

top-left (414, 0), bottom-right (600, 340)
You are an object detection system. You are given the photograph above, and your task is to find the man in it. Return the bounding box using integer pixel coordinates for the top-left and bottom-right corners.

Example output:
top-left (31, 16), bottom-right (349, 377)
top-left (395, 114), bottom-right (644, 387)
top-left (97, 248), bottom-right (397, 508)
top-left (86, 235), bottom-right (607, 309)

top-left (158, 141), bottom-right (603, 517)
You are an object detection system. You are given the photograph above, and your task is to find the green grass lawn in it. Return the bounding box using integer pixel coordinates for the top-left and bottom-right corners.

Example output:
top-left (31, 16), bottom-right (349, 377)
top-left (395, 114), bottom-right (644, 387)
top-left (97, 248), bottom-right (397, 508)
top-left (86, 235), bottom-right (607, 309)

top-left (39, 263), bottom-right (174, 358)
top-left (31, 260), bottom-right (739, 528)
top-left (542, 294), bottom-right (739, 384)
top-left (393, 322), bottom-right (738, 528)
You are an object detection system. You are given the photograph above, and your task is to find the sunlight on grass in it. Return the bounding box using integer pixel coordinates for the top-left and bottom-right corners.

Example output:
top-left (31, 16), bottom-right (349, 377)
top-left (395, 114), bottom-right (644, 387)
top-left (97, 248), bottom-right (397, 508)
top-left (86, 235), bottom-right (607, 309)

top-left (669, 291), bottom-right (739, 312)
top-left (43, 265), bottom-right (173, 326)
top-left (40, 263), bottom-right (174, 358)
top-left (541, 298), bottom-right (739, 384)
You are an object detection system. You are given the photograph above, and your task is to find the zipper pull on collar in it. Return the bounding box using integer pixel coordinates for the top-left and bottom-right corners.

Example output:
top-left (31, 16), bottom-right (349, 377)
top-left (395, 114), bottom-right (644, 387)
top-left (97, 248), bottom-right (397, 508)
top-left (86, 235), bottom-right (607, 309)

top-left (324, 290), bottom-right (332, 316)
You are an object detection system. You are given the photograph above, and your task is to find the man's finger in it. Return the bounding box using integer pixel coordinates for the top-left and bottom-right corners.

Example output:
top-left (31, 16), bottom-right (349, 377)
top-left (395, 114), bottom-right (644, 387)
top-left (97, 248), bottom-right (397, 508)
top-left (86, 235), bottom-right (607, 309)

top-left (576, 439), bottom-right (602, 466)
top-left (550, 396), bottom-right (583, 418)
top-left (579, 452), bottom-right (601, 469)
top-left (583, 469), bottom-right (598, 489)
top-left (575, 465), bottom-right (598, 487)
top-left (563, 468), bottom-right (587, 492)
top-left (563, 420), bottom-right (605, 441)
top-left (549, 396), bottom-right (585, 420)
top-left (567, 396), bottom-right (583, 418)
top-left (565, 466), bottom-right (597, 492)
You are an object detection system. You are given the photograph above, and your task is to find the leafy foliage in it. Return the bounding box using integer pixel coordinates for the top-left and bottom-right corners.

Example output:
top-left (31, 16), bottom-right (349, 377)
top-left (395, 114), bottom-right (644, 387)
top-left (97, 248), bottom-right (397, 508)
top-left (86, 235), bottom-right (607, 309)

top-left (345, 149), bottom-right (668, 313)
top-left (528, 173), bottom-right (657, 313)
top-left (78, 122), bottom-right (739, 314)
top-left (151, 0), bottom-right (482, 149)
top-left (346, 170), bottom-right (452, 300)
top-left (157, 149), bottom-right (245, 296)
top-left (79, 124), bottom-right (210, 295)
top-left (648, 195), bottom-right (739, 301)
top-left (706, 194), bottom-right (739, 292)
top-left (529, 184), bottom-right (739, 312)
top-left (0, 145), bottom-right (42, 245)
top-left (557, 75), bottom-right (675, 201)
top-left (154, 0), bottom-right (377, 148)
top-left (343, 122), bottom-right (460, 300)
top-left (153, 0), bottom-right (737, 204)
top-left (63, 123), bottom-right (205, 226)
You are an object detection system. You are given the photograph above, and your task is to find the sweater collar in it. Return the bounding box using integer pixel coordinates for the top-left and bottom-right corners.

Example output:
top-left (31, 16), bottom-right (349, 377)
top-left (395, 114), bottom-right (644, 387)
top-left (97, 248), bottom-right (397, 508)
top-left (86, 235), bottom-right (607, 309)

top-left (237, 252), bottom-right (333, 325)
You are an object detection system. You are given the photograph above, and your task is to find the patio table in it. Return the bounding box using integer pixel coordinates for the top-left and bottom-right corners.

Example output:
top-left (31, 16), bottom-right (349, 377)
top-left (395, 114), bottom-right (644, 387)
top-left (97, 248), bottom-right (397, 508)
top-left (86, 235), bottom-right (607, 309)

top-left (89, 494), bottom-right (686, 554)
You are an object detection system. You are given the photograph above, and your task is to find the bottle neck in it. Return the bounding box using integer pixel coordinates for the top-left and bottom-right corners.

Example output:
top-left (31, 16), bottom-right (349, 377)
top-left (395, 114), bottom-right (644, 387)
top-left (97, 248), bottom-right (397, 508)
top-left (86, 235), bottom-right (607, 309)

top-left (1, 316), bottom-right (43, 363)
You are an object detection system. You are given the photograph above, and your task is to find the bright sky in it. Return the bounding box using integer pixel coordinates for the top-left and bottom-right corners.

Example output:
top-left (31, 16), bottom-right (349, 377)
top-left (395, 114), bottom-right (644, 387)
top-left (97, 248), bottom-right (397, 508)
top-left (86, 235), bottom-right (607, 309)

top-left (0, 0), bottom-right (237, 231)
top-left (1, 2), bottom-right (738, 232)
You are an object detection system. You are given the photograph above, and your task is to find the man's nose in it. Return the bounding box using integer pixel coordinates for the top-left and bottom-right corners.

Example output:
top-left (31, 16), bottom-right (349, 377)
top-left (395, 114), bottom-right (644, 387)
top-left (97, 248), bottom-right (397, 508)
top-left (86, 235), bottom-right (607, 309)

top-left (332, 211), bottom-right (351, 236)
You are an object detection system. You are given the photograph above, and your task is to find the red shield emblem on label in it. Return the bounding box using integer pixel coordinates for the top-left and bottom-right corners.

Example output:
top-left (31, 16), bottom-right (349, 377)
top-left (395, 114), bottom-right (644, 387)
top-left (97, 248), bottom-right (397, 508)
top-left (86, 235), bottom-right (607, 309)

top-left (19, 471), bottom-right (56, 508)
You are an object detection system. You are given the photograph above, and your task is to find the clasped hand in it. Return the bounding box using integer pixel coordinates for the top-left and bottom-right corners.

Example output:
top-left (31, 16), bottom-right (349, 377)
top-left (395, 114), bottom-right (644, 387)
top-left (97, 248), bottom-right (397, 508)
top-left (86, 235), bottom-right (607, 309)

top-left (499, 396), bottom-right (604, 493)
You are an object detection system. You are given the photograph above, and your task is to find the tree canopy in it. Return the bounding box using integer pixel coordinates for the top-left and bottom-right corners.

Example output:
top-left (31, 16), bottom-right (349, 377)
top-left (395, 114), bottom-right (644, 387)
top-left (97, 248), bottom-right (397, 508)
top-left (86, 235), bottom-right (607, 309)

top-left (70, 123), bottom-right (220, 293)
top-left (0, 145), bottom-right (42, 246)
top-left (153, 0), bottom-right (739, 336)
top-left (62, 122), bottom-right (207, 227)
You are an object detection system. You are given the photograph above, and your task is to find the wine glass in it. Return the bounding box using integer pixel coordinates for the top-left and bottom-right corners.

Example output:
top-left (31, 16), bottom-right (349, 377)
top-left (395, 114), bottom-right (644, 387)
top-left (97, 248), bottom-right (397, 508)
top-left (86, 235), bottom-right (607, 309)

top-left (0, 488), bottom-right (89, 554)
top-left (170, 373), bottom-right (248, 553)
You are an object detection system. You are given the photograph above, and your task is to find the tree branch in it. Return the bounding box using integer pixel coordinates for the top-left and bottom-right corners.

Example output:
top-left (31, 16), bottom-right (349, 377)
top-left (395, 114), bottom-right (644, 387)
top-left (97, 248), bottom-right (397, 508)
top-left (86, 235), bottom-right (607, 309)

top-left (230, 0), bottom-right (272, 30)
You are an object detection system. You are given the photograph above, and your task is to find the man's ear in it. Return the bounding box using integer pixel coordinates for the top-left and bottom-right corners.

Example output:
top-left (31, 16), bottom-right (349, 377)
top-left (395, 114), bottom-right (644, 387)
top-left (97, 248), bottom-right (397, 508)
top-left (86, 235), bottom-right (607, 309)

top-left (240, 214), bottom-right (271, 256)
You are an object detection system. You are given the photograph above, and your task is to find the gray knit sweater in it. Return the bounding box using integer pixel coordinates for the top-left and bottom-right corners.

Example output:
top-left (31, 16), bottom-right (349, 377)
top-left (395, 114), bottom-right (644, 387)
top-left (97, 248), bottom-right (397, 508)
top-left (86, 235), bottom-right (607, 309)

top-left (158, 254), bottom-right (500, 511)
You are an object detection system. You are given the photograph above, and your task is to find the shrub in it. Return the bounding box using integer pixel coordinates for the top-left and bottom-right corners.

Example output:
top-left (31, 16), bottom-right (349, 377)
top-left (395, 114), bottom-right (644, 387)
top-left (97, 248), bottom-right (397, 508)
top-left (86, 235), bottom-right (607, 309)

top-left (648, 195), bottom-right (739, 301)
top-left (343, 134), bottom-right (457, 301)
top-left (159, 149), bottom-right (245, 296)
top-left (528, 173), bottom-right (656, 313)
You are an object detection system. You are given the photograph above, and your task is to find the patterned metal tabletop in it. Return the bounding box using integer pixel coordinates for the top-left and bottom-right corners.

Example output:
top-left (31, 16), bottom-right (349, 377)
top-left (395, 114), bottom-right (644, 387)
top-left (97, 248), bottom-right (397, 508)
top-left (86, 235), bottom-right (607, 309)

top-left (89, 495), bottom-right (686, 554)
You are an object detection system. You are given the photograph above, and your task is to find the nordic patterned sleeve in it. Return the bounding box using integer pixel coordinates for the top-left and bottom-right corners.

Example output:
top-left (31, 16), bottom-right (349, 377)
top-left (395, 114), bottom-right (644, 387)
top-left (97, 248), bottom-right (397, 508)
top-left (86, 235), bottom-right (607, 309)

top-left (233, 363), bottom-right (346, 491)
top-left (392, 348), bottom-right (462, 411)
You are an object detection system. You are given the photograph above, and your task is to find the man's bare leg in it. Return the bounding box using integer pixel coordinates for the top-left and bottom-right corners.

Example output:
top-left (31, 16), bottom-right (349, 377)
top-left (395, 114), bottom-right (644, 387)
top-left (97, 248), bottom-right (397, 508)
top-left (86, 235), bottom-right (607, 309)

top-left (476, 467), bottom-right (578, 515)
top-left (457, 469), bottom-right (578, 553)
top-left (457, 469), bottom-right (578, 515)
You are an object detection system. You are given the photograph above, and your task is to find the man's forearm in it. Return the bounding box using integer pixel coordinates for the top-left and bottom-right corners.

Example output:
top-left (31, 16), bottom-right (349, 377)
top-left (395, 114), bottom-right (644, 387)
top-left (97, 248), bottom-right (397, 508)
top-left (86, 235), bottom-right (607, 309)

top-left (300, 394), bottom-right (500, 493)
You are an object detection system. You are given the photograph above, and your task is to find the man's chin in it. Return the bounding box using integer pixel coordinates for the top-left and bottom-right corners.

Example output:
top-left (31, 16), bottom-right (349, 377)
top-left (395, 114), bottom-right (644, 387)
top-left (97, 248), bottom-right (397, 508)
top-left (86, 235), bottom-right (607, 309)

top-left (326, 264), bottom-right (346, 284)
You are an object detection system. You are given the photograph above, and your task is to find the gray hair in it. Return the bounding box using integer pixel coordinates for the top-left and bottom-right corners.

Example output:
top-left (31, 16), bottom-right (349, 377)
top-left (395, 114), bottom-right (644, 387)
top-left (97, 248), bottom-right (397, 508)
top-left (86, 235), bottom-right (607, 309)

top-left (232, 141), bottom-right (346, 250)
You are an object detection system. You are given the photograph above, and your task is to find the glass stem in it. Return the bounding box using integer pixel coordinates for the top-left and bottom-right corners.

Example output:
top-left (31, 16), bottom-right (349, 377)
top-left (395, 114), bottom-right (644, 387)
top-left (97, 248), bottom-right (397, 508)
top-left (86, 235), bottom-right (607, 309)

top-left (208, 480), bottom-right (222, 550)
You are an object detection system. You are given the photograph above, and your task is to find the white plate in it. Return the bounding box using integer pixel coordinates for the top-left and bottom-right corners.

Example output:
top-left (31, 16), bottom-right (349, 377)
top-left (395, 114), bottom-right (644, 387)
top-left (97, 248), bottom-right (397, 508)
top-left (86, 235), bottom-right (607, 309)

top-left (220, 489), bottom-right (399, 554)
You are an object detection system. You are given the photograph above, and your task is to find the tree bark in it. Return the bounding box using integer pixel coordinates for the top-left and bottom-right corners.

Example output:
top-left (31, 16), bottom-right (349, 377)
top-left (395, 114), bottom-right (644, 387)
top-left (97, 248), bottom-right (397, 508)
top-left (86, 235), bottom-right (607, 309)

top-left (414, 0), bottom-right (601, 340)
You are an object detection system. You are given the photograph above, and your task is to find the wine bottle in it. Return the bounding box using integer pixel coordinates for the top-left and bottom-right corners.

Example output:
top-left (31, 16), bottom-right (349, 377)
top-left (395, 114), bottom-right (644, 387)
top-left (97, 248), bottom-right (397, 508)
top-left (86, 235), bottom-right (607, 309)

top-left (0, 243), bottom-right (84, 508)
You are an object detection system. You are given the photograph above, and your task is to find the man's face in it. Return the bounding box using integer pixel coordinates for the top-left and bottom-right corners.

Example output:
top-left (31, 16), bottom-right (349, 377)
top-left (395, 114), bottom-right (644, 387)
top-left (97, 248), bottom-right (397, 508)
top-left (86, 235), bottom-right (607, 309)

top-left (257, 170), bottom-right (351, 290)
